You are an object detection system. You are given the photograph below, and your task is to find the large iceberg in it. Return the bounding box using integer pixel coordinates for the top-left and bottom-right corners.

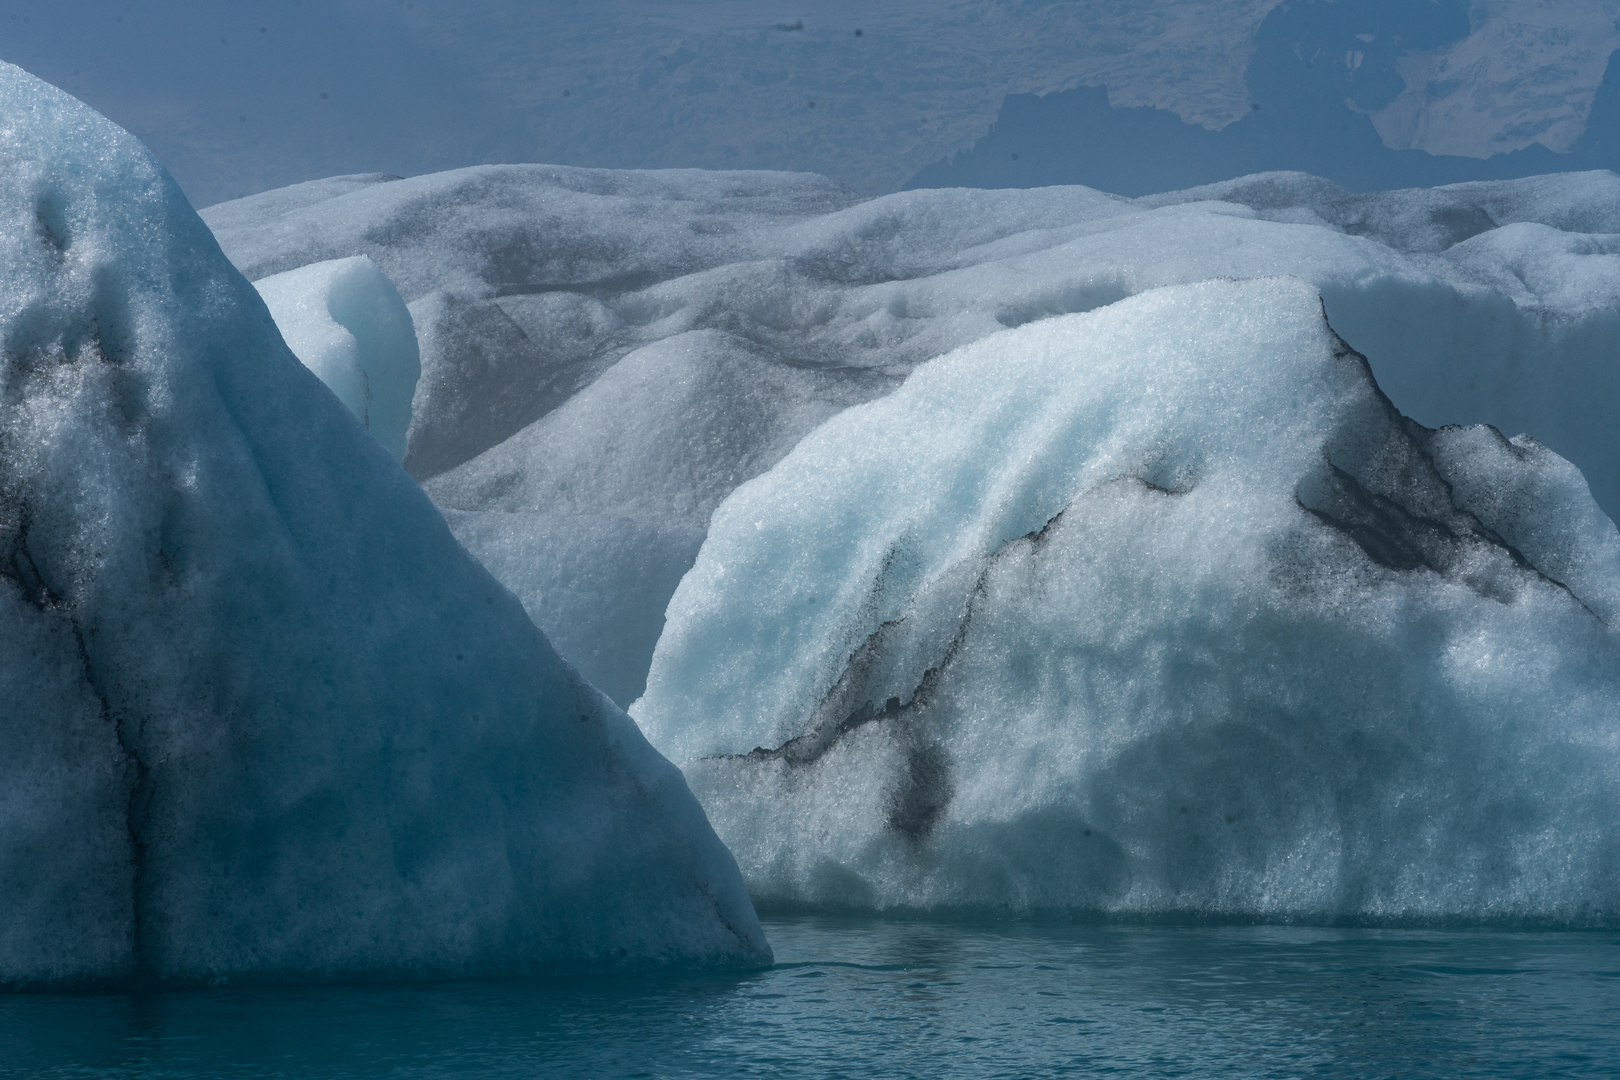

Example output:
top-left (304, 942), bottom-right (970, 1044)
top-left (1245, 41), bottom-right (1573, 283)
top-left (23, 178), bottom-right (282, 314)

top-left (635, 278), bottom-right (1620, 921)
top-left (0, 64), bottom-right (767, 986)
top-left (203, 167), bottom-right (1620, 708)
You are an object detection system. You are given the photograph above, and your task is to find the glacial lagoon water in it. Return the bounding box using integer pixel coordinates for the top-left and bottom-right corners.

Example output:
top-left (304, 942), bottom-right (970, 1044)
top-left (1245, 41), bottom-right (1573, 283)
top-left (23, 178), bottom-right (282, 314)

top-left (5, 916), bottom-right (1620, 1079)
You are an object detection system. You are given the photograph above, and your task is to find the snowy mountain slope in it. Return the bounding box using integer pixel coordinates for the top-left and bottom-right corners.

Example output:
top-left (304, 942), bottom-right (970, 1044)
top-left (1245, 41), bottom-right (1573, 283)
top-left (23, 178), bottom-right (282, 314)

top-left (1375, 0), bottom-right (1620, 159)
top-left (636, 278), bottom-right (1620, 919)
top-left (5, 1), bottom-right (1617, 204)
top-left (0, 0), bottom-right (1279, 204)
top-left (908, 0), bottom-right (1620, 194)
top-left (205, 165), bottom-right (1620, 708)
top-left (0, 63), bottom-right (767, 986)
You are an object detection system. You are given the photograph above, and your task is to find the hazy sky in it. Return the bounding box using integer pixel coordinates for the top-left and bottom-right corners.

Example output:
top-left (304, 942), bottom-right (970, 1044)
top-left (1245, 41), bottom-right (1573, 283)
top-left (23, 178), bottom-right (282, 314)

top-left (5, 1), bottom-right (1617, 207)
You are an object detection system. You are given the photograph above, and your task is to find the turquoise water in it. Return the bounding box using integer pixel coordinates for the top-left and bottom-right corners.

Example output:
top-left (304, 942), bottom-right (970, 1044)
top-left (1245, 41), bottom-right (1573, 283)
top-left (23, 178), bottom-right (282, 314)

top-left (6, 917), bottom-right (1620, 1078)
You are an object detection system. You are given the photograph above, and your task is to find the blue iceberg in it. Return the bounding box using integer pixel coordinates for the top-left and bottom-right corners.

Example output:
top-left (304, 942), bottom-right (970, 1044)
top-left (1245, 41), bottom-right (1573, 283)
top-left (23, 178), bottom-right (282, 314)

top-left (0, 63), bottom-right (767, 987)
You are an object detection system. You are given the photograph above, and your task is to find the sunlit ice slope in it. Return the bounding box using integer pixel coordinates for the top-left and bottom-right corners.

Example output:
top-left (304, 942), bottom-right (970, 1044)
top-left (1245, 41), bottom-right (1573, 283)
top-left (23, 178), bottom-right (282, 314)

top-left (0, 62), bottom-right (767, 988)
top-left (205, 166), bottom-right (1620, 711)
top-left (636, 278), bottom-right (1620, 921)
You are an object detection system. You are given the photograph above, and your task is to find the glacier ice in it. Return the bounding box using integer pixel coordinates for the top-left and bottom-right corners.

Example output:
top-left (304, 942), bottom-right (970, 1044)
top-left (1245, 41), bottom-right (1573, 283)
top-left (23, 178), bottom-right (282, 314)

top-left (634, 278), bottom-right (1620, 921)
top-left (0, 62), bottom-right (767, 986)
top-left (204, 166), bottom-right (1620, 709)
top-left (253, 255), bottom-right (420, 460)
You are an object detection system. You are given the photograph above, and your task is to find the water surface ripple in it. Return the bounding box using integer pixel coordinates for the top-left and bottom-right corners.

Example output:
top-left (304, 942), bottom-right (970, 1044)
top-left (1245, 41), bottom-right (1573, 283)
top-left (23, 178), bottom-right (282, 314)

top-left (6, 917), bottom-right (1619, 1078)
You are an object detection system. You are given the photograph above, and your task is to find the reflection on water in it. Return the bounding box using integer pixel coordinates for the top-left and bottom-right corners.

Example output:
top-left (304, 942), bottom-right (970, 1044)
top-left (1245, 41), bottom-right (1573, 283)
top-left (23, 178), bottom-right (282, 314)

top-left (5, 917), bottom-right (1620, 1078)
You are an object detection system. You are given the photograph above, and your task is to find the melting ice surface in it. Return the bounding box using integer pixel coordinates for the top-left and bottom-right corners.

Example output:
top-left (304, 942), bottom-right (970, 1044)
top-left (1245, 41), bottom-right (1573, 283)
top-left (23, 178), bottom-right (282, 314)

top-left (204, 166), bottom-right (1620, 710)
top-left (0, 62), bottom-right (766, 986)
top-left (636, 278), bottom-right (1620, 920)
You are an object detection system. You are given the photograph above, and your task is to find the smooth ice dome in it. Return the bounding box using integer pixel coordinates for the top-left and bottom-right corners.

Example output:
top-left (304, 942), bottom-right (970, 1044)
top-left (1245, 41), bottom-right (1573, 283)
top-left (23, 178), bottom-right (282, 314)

top-left (0, 63), bottom-right (767, 986)
top-left (635, 278), bottom-right (1620, 921)
top-left (253, 256), bottom-right (421, 460)
top-left (203, 167), bottom-right (1620, 710)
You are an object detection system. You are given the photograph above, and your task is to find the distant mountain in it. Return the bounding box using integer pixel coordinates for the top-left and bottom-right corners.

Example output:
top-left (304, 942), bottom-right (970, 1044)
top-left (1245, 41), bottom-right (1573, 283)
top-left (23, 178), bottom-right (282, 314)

top-left (3, 0), bottom-right (1615, 205)
top-left (910, 0), bottom-right (1620, 194)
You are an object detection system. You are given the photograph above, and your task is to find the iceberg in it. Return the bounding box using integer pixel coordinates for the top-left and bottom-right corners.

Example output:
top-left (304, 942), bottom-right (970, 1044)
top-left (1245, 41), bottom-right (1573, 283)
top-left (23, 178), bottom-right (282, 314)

top-left (634, 278), bottom-right (1620, 921)
top-left (0, 63), bottom-right (767, 986)
top-left (203, 167), bottom-right (1620, 708)
top-left (253, 256), bottom-right (421, 461)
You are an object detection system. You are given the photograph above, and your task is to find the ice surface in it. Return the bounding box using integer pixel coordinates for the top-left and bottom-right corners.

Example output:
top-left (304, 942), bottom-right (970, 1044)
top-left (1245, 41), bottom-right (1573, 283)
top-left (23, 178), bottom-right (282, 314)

top-left (254, 256), bottom-right (421, 460)
top-left (437, 511), bottom-right (705, 713)
top-left (206, 165), bottom-right (1620, 708)
top-left (0, 63), bottom-right (767, 987)
top-left (425, 329), bottom-right (878, 703)
top-left (634, 278), bottom-right (1620, 919)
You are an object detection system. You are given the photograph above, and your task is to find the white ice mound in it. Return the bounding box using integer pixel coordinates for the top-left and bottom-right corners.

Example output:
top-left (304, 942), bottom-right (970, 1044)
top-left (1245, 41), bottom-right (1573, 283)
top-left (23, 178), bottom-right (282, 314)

top-left (253, 256), bottom-right (420, 460)
top-left (204, 169), bottom-right (1620, 714)
top-left (634, 277), bottom-right (1620, 922)
top-left (0, 63), bottom-right (767, 986)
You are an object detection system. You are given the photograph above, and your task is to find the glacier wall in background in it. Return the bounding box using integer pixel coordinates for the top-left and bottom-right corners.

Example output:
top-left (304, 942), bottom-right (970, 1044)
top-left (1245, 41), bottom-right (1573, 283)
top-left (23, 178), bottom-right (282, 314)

top-left (205, 165), bottom-right (1620, 711)
top-left (0, 63), bottom-right (767, 987)
top-left (5, 1), bottom-right (1616, 204)
top-left (636, 279), bottom-right (1620, 919)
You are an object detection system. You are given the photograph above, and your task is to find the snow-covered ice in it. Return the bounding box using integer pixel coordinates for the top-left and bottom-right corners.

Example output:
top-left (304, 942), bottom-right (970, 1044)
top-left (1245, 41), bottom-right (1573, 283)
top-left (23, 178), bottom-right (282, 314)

top-left (207, 165), bottom-right (1620, 708)
top-left (0, 63), bottom-right (766, 987)
top-left (254, 256), bottom-right (420, 460)
top-left (635, 278), bottom-right (1620, 919)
